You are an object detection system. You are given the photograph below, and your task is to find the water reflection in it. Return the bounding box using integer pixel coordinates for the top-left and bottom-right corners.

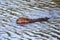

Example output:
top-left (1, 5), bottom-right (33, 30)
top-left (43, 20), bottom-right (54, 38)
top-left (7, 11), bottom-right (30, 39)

top-left (0, 0), bottom-right (60, 40)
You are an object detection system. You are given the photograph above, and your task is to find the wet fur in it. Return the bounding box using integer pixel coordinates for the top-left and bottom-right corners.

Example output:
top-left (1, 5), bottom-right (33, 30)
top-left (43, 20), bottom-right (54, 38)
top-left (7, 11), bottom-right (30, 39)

top-left (16, 17), bottom-right (50, 24)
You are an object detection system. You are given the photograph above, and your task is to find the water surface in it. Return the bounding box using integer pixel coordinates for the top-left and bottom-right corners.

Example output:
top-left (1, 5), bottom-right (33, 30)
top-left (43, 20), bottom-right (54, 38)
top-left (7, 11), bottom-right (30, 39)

top-left (0, 0), bottom-right (60, 40)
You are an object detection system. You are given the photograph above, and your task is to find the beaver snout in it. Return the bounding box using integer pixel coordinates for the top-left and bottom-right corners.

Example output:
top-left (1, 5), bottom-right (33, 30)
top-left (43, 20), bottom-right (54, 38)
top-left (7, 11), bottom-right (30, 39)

top-left (42, 17), bottom-right (50, 21)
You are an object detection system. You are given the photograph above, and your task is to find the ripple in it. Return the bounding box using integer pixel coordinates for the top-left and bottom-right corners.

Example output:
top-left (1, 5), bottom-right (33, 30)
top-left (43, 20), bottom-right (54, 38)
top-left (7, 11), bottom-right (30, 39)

top-left (0, 0), bottom-right (60, 40)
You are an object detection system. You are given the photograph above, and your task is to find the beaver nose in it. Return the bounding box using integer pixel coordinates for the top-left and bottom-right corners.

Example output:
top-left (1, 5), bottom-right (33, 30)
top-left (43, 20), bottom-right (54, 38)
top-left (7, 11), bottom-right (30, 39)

top-left (44, 17), bottom-right (50, 21)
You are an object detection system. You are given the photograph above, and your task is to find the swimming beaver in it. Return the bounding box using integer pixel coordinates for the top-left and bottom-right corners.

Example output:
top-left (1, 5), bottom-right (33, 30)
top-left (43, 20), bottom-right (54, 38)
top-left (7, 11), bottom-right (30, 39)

top-left (16, 17), bottom-right (50, 24)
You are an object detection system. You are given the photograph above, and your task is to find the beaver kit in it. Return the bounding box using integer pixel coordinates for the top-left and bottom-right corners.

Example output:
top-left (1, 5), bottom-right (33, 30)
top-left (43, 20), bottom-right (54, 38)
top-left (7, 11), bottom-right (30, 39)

top-left (16, 17), bottom-right (50, 24)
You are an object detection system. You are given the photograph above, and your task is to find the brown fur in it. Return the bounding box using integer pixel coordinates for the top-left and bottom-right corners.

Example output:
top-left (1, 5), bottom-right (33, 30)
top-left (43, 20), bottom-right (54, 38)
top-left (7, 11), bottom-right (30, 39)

top-left (16, 17), bottom-right (50, 24)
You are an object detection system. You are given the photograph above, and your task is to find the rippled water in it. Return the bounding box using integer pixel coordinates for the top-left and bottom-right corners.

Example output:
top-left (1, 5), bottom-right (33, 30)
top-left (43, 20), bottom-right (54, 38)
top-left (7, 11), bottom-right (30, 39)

top-left (0, 0), bottom-right (60, 40)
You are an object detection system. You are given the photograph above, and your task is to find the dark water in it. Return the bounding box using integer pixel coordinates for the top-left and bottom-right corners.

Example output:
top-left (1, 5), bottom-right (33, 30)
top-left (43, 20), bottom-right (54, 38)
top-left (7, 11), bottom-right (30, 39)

top-left (0, 0), bottom-right (60, 40)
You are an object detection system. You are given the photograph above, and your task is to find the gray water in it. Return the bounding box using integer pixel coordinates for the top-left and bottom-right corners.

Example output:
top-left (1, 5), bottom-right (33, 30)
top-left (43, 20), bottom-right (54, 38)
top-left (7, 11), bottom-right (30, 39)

top-left (0, 0), bottom-right (60, 40)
